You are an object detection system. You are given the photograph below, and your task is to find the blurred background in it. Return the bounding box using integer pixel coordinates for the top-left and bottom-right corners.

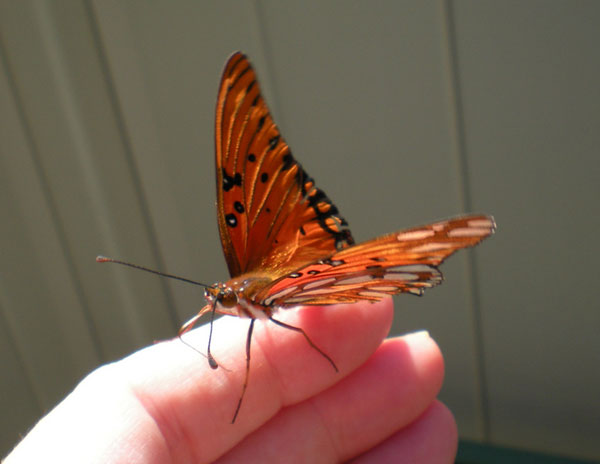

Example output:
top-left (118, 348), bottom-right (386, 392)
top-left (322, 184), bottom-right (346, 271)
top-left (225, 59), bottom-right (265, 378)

top-left (1, 1), bottom-right (598, 461)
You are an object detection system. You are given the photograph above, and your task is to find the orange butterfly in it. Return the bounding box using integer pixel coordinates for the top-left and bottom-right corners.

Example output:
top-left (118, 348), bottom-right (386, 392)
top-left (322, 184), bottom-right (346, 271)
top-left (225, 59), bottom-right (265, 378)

top-left (98, 52), bottom-right (495, 423)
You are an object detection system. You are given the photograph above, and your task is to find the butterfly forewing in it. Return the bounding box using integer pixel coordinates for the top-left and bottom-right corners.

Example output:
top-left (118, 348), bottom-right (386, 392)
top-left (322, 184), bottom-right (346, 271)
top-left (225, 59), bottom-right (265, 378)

top-left (256, 215), bottom-right (496, 307)
top-left (216, 52), bottom-right (353, 278)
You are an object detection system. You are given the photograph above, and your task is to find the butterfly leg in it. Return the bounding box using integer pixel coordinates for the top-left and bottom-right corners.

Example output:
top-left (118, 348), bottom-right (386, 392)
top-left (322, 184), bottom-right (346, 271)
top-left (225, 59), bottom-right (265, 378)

top-left (269, 317), bottom-right (338, 372)
top-left (232, 318), bottom-right (256, 424)
top-left (205, 299), bottom-right (220, 369)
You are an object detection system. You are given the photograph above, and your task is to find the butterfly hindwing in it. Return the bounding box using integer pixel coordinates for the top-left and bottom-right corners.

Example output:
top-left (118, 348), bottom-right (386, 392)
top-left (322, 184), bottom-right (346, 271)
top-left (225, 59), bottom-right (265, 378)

top-left (216, 52), bottom-right (353, 278)
top-left (257, 215), bottom-right (496, 307)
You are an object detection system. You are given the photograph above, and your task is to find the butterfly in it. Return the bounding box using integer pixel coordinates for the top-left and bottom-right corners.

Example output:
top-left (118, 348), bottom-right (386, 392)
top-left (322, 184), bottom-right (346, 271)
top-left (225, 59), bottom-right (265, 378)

top-left (98, 52), bottom-right (495, 423)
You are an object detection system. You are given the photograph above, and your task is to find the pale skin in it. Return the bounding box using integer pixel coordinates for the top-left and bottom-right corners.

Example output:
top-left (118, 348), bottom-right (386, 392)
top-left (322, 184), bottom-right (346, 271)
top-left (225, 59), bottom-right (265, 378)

top-left (5, 298), bottom-right (457, 463)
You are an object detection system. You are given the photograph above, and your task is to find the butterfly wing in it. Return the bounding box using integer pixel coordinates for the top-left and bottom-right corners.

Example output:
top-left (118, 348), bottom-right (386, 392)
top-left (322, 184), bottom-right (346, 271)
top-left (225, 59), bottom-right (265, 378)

top-left (256, 215), bottom-right (495, 307)
top-left (215, 52), bottom-right (353, 278)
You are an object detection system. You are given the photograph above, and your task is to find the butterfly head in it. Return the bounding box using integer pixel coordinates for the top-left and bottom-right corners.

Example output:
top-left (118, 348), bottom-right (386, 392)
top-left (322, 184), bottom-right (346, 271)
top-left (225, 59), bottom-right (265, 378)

top-left (205, 284), bottom-right (238, 311)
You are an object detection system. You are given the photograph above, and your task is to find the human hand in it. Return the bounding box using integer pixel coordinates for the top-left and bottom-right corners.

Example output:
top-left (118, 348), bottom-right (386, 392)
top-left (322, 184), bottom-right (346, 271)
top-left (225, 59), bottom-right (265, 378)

top-left (5, 298), bottom-right (457, 463)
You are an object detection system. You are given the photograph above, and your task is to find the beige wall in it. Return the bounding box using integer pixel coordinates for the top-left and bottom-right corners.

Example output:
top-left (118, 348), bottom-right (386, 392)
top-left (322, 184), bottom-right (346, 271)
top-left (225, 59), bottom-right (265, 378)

top-left (1, 1), bottom-right (598, 460)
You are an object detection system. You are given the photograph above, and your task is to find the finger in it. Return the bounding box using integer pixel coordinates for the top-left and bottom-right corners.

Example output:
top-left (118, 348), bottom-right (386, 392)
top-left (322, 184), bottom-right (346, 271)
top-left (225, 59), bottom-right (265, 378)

top-left (118, 298), bottom-right (394, 462)
top-left (351, 401), bottom-right (458, 464)
top-left (215, 331), bottom-right (444, 463)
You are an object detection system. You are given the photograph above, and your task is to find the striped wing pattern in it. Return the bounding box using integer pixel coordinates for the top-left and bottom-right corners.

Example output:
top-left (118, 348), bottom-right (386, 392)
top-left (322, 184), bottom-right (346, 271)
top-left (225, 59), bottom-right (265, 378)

top-left (257, 215), bottom-right (496, 307)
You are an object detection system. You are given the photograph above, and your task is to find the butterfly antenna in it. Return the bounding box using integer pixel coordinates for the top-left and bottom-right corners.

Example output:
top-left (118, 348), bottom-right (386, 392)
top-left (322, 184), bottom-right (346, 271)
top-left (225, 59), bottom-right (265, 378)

top-left (177, 306), bottom-right (231, 371)
top-left (178, 335), bottom-right (210, 361)
top-left (96, 255), bottom-right (212, 288)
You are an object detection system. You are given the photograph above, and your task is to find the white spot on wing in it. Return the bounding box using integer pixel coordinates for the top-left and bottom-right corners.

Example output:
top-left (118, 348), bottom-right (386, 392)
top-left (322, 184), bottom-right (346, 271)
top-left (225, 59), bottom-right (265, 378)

top-left (384, 273), bottom-right (419, 281)
top-left (304, 277), bottom-right (336, 290)
top-left (411, 242), bottom-right (454, 253)
top-left (407, 288), bottom-right (424, 295)
top-left (264, 286), bottom-right (297, 305)
top-left (396, 229), bottom-right (435, 241)
top-left (448, 227), bottom-right (489, 237)
top-left (468, 218), bottom-right (493, 228)
top-left (334, 275), bottom-right (373, 285)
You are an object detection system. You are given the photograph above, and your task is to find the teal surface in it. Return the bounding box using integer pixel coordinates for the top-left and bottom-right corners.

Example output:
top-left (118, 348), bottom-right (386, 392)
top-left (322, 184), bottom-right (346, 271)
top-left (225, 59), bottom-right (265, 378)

top-left (457, 441), bottom-right (600, 464)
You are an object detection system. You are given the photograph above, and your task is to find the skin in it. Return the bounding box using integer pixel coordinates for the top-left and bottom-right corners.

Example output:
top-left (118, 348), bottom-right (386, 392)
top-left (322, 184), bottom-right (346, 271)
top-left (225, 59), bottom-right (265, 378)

top-left (5, 298), bottom-right (457, 463)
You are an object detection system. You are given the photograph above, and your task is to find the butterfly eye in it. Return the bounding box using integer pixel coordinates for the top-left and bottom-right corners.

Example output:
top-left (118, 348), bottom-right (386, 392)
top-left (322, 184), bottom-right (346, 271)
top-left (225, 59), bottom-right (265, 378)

top-left (204, 287), bottom-right (220, 301)
top-left (219, 288), bottom-right (238, 308)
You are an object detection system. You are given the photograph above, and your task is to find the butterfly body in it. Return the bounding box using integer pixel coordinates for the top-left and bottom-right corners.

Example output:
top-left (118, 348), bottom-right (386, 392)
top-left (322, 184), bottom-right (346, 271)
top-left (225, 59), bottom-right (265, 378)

top-left (201, 276), bottom-right (275, 319)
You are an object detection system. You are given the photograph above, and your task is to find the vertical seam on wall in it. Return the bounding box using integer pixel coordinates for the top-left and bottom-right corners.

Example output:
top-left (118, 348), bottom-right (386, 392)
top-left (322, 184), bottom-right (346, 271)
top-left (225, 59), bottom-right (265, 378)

top-left (0, 31), bottom-right (44, 412)
top-left (83, 0), bottom-right (180, 332)
top-left (442, 0), bottom-right (491, 441)
top-left (251, 0), bottom-right (285, 127)
top-left (0, 28), bottom-right (105, 367)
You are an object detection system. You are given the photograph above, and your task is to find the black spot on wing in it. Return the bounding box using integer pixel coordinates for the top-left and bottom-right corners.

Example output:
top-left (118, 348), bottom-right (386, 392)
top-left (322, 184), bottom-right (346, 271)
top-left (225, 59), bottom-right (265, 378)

top-left (307, 188), bottom-right (354, 248)
top-left (269, 135), bottom-right (280, 150)
top-left (281, 152), bottom-right (295, 171)
top-left (293, 164), bottom-right (354, 249)
top-left (234, 201), bottom-right (245, 214)
top-left (225, 213), bottom-right (237, 227)
top-left (222, 168), bottom-right (242, 192)
top-left (296, 167), bottom-right (314, 197)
